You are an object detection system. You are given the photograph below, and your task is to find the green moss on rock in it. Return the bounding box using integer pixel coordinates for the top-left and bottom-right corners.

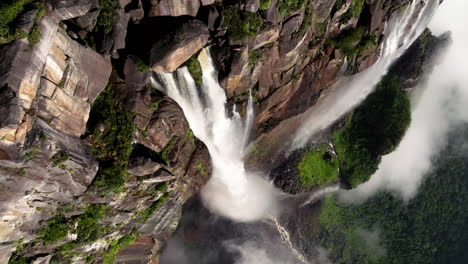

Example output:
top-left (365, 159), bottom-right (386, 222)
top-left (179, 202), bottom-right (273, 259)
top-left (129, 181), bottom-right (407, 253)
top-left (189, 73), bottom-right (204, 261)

top-left (223, 7), bottom-right (263, 40)
top-left (87, 83), bottom-right (135, 193)
top-left (298, 145), bottom-right (339, 188)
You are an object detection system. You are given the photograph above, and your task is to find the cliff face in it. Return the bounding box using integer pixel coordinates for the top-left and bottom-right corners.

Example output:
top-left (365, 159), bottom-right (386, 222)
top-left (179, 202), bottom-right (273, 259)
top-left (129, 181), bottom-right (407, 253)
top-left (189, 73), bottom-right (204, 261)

top-left (0, 0), bottom-right (436, 263)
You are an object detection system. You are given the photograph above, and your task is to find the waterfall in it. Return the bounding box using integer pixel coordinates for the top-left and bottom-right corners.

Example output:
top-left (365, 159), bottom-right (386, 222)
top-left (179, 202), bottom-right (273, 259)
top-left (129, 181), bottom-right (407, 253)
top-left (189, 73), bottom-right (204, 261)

top-left (300, 183), bottom-right (341, 207)
top-left (151, 49), bottom-right (278, 222)
top-left (290, 0), bottom-right (440, 151)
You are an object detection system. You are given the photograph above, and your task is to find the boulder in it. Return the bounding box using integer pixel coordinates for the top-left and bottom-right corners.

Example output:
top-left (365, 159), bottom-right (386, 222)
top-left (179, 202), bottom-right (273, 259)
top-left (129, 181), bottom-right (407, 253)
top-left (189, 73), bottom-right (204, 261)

top-left (150, 20), bottom-right (209, 73)
top-left (73, 9), bottom-right (100, 31)
top-left (46, 0), bottom-right (99, 20)
top-left (148, 0), bottom-right (201, 17)
top-left (128, 157), bottom-right (163, 176)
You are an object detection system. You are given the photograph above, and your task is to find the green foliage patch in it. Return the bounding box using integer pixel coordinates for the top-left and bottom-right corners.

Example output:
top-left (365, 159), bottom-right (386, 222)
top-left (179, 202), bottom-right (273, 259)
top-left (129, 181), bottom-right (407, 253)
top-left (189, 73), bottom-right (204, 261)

top-left (51, 150), bottom-right (69, 166)
top-left (298, 145), bottom-right (339, 188)
top-left (0, 0), bottom-right (44, 46)
top-left (40, 215), bottom-right (69, 245)
top-left (186, 55), bottom-right (202, 85)
top-left (328, 26), bottom-right (367, 57)
top-left (139, 193), bottom-right (170, 222)
top-left (248, 49), bottom-right (262, 66)
top-left (103, 233), bottom-right (137, 264)
top-left (8, 251), bottom-right (32, 264)
top-left (341, 0), bottom-right (365, 22)
top-left (87, 83), bottom-right (135, 193)
top-left (75, 204), bottom-right (110, 243)
top-left (96, 0), bottom-right (118, 35)
top-left (292, 6), bottom-right (312, 38)
top-left (277, 0), bottom-right (307, 15)
top-left (333, 74), bottom-right (410, 187)
top-left (259, 0), bottom-right (272, 10)
top-left (223, 7), bottom-right (263, 40)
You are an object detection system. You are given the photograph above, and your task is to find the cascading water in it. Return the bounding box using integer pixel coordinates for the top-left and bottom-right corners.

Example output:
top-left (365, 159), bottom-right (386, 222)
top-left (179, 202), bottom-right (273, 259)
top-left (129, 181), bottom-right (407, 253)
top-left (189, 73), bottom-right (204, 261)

top-left (152, 49), bottom-right (278, 222)
top-left (290, 0), bottom-right (439, 151)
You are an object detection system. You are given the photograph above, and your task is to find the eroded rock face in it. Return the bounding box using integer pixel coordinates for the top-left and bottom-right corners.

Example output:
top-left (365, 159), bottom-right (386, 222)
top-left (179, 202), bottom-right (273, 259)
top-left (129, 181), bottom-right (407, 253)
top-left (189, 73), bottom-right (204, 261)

top-left (150, 20), bottom-right (210, 73)
top-left (37, 30), bottom-right (111, 137)
top-left (0, 0), bottom-right (439, 262)
top-left (148, 0), bottom-right (201, 17)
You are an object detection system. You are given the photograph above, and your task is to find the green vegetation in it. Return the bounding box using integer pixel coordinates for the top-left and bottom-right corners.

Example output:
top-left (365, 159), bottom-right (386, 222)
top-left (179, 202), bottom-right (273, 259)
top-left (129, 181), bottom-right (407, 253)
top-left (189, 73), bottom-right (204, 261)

top-left (133, 57), bottom-right (151, 72)
top-left (87, 83), bottom-right (135, 193)
top-left (186, 55), bottom-right (202, 85)
top-left (318, 128), bottom-right (468, 264)
top-left (40, 215), bottom-right (69, 245)
top-left (7, 251), bottom-right (32, 264)
top-left (160, 136), bottom-right (178, 166)
top-left (259, 0), bottom-right (272, 10)
top-left (251, 144), bottom-right (258, 153)
top-left (103, 233), bottom-right (137, 264)
top-left (96, 0), bottom-right (118, 34)
top-left (0, 0), bottom-right (31, 44)
top-left (333, 74), bottom-right (410, 187)
top-left (341, 0), bottom-right (365, 22)
top-left (277, 0), bottom-right (307, 15)
top-left (23, 146), bottom-right (40, 161)
top-left (0, 0), bottom-right (44, 46)
top-left (51, 150), bottom-right (69, 166)
top-left (75, 204), bottom-right (110, 243)
top-left (298, 145), bottom-right (339, 188)
top-left (292, 6), bottom-right (312, 38)
top-left (248, 49), bottom-right (262, 66)
top-left (139, 193), bottom-right (170, 222)
top-left (223, 7), bottom-right (263, 40)
top-left (314, 21), bottom-right (327, 37)
top-left (328, 26), bottom-right (367, 57)
top-left (334, 0), bottom-right (345, 11)
top-left (155, 182), bottom-right (168, 193)
top-left (196, 162), bottom-right (207, 176)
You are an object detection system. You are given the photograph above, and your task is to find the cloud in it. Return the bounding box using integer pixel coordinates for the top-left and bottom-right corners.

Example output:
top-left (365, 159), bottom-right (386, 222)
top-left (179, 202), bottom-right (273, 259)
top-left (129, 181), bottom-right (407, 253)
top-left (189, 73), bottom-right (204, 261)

top-left (342, 0), bottom-right (468, 202)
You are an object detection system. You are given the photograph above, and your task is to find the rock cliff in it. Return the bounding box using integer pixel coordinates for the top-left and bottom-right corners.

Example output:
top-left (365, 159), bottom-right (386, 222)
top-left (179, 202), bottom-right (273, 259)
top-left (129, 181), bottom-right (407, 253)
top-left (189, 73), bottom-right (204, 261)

top-left (0, 0), bottom-right (442, 263)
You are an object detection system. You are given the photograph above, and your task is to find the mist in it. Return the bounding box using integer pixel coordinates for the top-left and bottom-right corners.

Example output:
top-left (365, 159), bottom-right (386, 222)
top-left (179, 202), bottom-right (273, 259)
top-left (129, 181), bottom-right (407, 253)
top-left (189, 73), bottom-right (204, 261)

top-left (342, 0), bottom-right (468, 202)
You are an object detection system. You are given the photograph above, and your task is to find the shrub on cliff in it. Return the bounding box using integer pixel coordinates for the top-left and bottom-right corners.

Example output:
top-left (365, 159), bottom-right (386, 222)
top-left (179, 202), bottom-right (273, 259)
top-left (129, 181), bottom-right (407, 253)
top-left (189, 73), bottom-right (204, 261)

top-left (87, 83), bottom-right (135, 193)
top-left (0, 0), bottom-right (44, 46)
top-left (40, 215), bottom-right (69, 245)
top-left (277, 0), bottom-right (307, 15)
top-left (103, 233), bottom-right (137, 264)
top-left (96, 0), bottom-right (118, 34)
top-left (223, 7), bottom-right (263, 40)
top-left (333, 74), bottom-right (411, 187)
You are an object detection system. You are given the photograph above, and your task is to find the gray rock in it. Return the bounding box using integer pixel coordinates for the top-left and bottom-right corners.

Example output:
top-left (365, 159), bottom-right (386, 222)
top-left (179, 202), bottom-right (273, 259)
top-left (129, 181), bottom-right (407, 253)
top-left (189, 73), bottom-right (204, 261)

top-left (245, 0), bottom-right (260, 12)
top-left (148, 0), bottom-right (201, 17)
top-left (73, 9), bottom-right (100, 31)
top-left (150, 20), bottom-right (209, 73)
top-left (128, 157), bottom-right (163, 176)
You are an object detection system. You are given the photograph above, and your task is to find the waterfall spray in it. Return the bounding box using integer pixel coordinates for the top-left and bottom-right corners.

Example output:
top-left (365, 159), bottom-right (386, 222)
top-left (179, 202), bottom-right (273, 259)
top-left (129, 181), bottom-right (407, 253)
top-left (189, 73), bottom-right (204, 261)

top-left (152, 49), bottom-right (278, 222)
top-left (290, 0), bottom-right (439, 151)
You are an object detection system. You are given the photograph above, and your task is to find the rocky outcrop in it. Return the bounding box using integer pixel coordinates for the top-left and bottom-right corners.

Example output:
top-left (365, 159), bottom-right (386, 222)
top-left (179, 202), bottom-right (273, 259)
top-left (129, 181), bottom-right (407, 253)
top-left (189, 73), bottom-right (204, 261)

top-left (147, 0), bottom-right (201, 17)
top-left (150, 20), bottom-right (210, 73)
top-left (0, 0), bottom-right (442, 263)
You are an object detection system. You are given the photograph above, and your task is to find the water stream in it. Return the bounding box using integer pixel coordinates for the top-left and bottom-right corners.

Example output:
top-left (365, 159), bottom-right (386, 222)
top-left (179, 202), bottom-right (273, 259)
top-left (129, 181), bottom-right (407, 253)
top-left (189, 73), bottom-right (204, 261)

top-left (290, 0), bottom-right (440, 151)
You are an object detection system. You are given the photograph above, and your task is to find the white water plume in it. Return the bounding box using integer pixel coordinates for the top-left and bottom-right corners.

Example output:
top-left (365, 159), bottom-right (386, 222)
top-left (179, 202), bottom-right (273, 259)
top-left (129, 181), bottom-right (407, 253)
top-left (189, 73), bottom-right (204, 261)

top-left (290, 0), bottom-right (439, 151)
top-left (342, 0), bottom-right (468, 202)
top-left (152, 49), bottom-right (278, 222)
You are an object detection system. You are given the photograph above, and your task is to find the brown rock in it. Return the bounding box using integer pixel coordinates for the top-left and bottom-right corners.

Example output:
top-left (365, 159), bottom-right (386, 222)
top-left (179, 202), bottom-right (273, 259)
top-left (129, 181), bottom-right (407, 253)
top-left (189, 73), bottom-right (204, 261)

top-left (150, 20), bottom-right (209, 73)
top-left (148, 0), bottom-right (201, 17)
top-left (128, 157), bottom-right (163, 176)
